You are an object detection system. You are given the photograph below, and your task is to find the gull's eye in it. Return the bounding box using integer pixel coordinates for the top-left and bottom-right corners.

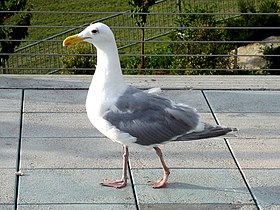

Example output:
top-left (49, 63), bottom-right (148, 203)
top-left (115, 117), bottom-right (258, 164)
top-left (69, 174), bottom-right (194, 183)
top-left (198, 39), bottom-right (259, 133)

top-left (91, 29), bottom-right (98, 34)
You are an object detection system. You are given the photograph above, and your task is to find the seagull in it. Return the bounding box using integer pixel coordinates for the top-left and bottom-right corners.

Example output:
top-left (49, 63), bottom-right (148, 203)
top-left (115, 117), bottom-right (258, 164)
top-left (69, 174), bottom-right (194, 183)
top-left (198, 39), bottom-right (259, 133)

top-left (63, 22), bottom-right (236, 189)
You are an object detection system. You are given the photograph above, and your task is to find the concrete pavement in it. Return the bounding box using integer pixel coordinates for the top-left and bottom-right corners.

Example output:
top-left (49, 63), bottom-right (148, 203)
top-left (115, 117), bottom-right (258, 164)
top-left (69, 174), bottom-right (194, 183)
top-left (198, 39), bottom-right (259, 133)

top-left (0, 75), bottom-right (280, 210)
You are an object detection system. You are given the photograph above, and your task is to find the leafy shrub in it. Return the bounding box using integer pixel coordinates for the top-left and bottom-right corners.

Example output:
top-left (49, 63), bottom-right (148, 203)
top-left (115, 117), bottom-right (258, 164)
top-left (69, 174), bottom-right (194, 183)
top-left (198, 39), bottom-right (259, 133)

top-left (225, 0), bottom-right (280, 46)
top-left (0, 0), bottom-right (32, 69)
top-left (145, 46), bottom-right (174, 73)
top-left (120, 56), bottom-right (142, 74)
top-left (121, 46), bottom-right (174, 74)
top-left (169, 5), bottom-right (235, 74)
top-left (263, 45), bottom-right (280, 74)
top-left (61, 43), bottom-right (95, 74)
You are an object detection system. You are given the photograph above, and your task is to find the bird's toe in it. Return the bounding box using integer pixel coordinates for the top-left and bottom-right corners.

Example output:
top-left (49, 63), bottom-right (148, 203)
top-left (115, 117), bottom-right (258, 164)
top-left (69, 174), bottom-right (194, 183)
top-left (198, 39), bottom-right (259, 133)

top-left (100, 179), bottom-right (127, 188)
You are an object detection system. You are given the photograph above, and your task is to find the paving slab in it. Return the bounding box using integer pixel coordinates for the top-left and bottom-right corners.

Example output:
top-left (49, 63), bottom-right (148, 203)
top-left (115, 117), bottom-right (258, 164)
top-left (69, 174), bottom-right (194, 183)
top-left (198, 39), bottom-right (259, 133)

top-left (132, 169), bottom-right (254, 205)
top-left (215, 113), bottom-right (280, 139)
top-left (20, 136), bottom-right (237, 170)
top-left (17, 204), bottom-right (136, 210)
top-left (129, 139), bottom-right (236, 169)
top-left (0, 75), bottom-right (91, 89)
top-left (2, 75), bottom-right (280, 209)
top-left (204, 90), bottom-right (280, 113)
top-left (18, 169), bottom-right (135, 205)
top-left (0, 112), bottom-right (21, 138)
top-left (0, 205), bottom-right (14, 210)
top-left (139, 204), bottom-right (257, 210)
top-left (24, 89), bottom-right (87, 113)
top-left (0, 89), bottom-right (22, 112)
top-left (229, 138), bottom-right (280, 168)
top-left (0, 138), bottom-right (18, 168)
top-left (0, 169), bottom-right (15, 205)
top-left (261, 205), bottom-right (280, 210)
top-left (22, 112), bottom-right (100, 138)
top-left (20, 137), bottom-right (123, 169)
top-left (1, 75), bottom-right (280, 90)
top-left (243, 169), bottom-right (280, 208)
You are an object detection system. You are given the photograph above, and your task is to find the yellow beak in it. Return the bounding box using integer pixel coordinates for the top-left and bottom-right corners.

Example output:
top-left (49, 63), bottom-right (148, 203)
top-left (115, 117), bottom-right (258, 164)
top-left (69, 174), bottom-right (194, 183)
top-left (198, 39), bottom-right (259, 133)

top-left (63, 34), bottom-right (85, 46)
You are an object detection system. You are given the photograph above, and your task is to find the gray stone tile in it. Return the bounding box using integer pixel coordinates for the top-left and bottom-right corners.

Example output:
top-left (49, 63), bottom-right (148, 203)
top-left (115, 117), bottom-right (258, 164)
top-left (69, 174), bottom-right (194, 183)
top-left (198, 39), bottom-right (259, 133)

top-left (24, 89), bottom-right (87, 113)
top-left (261, 205), bottom-right (280, 210)
top-left (20, 137), bottom-right (123, 169)
top-left (0, 112), bottom-right (20, 138)
top-left (19, 136), bottom-right (234, 171)
top-left (0, 205), bottom-right (14, 210)
top-left (0, 89), bottom-right (22, 112)
top-left (229, 138), bottom-right (280, 168)
top-left (130, 138), bottom-right (235, 169)
top-left (132, 169), bottom-right (254, 205)
top-left (158, 90), bottom-right (210, 113)
top-left (22, 113), bottom-right (100, 138)
top-left (0, 169), bottom-right (15, 204)
top-left (0, 138), bottom-right (18, 169)
top-left (216, 113), bottom-right (280, 139)
top-left (2, 75), bottom-right (280, 90)
top-left (0, 75), bottom-right (91, 89)
top-left (18, 169), bottom-right (135, 205)
top-left (204, 90), bottom-right (280, 113)
top-left (139, 204), bottom-right (257, 210)
top-left (18, 204), bottom-right (136, 210)
top-left (243, 169), bottom-right (280, 207)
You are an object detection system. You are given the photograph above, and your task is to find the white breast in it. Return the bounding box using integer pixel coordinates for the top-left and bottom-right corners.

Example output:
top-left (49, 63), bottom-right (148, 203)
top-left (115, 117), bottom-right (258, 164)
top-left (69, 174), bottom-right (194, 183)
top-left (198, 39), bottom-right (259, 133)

top-left (86, 84), bottom-right (137, 146)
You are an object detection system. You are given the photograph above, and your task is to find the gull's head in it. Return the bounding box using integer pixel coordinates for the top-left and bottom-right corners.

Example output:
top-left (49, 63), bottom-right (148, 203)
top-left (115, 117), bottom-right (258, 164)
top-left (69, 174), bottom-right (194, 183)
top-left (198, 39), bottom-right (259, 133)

top-left (63, 22), bottom-right (115, 47)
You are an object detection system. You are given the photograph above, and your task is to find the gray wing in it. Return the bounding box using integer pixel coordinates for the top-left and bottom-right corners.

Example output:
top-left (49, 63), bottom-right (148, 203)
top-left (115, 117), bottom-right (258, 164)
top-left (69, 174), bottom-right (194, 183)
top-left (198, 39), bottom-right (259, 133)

top-left (103, 87), bottom-right (201, 146)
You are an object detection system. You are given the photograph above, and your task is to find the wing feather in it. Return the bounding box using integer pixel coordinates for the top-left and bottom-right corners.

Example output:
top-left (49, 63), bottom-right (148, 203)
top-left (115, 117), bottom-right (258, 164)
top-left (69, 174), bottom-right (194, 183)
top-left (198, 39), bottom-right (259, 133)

top-left (103, 87), bottom-right (201, 146)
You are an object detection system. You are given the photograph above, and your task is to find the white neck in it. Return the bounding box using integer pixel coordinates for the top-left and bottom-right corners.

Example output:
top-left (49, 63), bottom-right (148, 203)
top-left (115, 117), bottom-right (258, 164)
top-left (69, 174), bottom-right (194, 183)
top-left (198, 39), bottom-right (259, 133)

top-left (90, 41), bottom-right (126, 93)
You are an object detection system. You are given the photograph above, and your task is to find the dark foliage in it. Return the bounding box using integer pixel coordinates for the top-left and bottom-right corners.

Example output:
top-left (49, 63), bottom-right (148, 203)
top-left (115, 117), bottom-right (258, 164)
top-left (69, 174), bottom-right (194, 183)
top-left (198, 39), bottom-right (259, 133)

top-left (0, 0), bottom-right (32, 68)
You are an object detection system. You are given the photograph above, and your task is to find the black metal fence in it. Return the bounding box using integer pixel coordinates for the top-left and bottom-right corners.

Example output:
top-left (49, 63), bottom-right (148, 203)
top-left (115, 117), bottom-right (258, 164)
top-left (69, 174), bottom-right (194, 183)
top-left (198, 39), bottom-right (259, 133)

top-left (1, 0), bottom-right (279, 74)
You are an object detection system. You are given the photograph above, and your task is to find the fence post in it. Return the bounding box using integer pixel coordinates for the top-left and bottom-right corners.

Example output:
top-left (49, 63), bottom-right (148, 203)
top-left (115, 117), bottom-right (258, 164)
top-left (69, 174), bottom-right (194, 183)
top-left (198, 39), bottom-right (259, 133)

top-left (1, 59), bottom-right (6, 74)
top-left (177, 0), bottom-right (181, 13)
top-left (234, 44), bottom-right (238, 70)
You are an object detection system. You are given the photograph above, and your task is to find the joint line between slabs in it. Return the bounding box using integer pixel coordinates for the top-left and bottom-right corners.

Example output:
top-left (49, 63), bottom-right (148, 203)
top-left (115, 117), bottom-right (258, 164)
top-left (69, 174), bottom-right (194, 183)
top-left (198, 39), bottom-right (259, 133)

top-left (127, 159), bottom-right (140, 210)
top-left (14, 89), bottom-right (25, 210)
top-left (201, 90), bottom-right (262, 210)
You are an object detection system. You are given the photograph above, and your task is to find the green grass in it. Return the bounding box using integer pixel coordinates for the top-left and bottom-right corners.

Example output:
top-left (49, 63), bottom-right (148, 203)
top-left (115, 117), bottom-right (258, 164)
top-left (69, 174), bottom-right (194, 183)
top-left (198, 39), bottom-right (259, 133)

top-left (7, 0), bottom-right (134, 73)
top-left (23, 0), bottom-right (242, 46)
top-left (8, 0), bottom-right (177, 73)
top-left (26, 0), bottom-right (131, 41)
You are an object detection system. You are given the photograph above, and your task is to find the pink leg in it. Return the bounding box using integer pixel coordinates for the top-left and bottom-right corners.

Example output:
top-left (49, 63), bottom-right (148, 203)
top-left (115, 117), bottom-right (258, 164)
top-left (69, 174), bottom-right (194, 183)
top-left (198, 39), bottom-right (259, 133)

top-left (150, 146), bottom-right (170, 188)
top-left (100, 146), bottom-right (129, 189)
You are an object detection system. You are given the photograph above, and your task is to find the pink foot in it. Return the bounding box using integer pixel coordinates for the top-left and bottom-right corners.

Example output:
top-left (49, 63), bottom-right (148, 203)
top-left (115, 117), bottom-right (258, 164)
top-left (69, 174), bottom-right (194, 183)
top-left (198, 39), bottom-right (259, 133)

top-left (100, 179), bottom-right (127, 189)
top-left (149, 171), bottom-right (170, 189)
top-left (150, 179), bottom-right (167, 188)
